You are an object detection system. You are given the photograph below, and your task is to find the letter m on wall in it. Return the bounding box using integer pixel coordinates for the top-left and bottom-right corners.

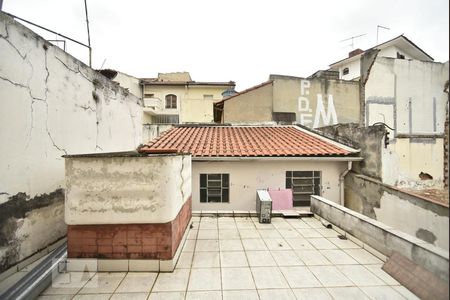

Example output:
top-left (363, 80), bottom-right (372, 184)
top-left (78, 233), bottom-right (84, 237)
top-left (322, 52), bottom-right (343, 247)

top-left (313, 94), bottom-right (338, 128)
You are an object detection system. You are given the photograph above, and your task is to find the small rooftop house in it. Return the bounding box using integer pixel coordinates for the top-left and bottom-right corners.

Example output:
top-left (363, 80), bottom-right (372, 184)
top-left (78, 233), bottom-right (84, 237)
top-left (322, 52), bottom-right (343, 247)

top-left (140, 125), bottom-right (361, 211)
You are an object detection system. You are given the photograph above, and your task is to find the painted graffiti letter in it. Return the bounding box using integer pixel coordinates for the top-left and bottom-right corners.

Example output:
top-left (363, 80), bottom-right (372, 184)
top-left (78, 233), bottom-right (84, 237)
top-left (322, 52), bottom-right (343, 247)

top-left (313, 94), bottom-right (338, 128)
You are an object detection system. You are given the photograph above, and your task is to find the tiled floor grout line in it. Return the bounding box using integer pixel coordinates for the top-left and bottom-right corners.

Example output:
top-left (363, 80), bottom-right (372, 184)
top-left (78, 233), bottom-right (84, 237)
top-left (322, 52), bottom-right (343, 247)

top-left (145, 271), bottom-right (160, 300)
top-left (73, 269), bottom-right (99, 297)
top-left (107, 272), bottom-right (127, 299)
top-left (267, 221), bottom-right (298, 295)
top-left (184, 215), bottom-right (208, 299)
top-left (243, 217), bottom-right (262, 300)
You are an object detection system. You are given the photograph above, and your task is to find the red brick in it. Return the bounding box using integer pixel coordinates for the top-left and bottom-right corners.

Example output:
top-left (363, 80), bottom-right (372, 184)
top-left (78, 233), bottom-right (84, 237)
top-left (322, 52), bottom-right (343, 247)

top-left (81, 238), bottom-right (97, 246)
top-left (98, 245), bottom-right (113, 254)
top-left (97, 238), bottom-right (113, 246)
top-left (67, 197), bottom-right (192, 260)
top-left (142, 237), bottom-right (157, 245)
top-left (142, 244), bottom-right (157, 253)
top-left (128, 253), bottom-right (143, 259)
top-left (80, 245), bottom-right (97, 253)
top-left (112, 236), bottom-right (127, 246)
top-left (127, 245), bottom-right (142, 253)
top-left (111, 252), bottom-right (127, 259)
top-left (113, 245), bottom-right (127, 253)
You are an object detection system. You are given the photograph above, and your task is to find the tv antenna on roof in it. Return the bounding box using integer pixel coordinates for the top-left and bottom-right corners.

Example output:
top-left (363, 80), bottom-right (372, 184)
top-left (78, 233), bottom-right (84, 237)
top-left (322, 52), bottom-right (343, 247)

top-left (340, 33), bottom-right (366, 49)
top-left (376, 25), bottom-right (390, 45)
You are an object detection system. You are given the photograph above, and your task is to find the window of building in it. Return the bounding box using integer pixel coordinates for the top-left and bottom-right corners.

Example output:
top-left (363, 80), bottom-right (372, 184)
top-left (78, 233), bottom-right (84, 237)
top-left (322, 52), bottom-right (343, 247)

top-left (203, 94), bottom-right (214, 100)
top-left (152, 114), bottom-right (179, 124)
top-left (396, 52), bottom-right (405, 59)
top-left (165, 94), bottom-right (177, 109)
top-left (144, 93), bottom-right (155, 98)
top-left (200, 174), bottom-right (229, 203)
top-left (286, 171), bottom-right (321, 206)
top-left (342, 68), bottom-right (349, 75)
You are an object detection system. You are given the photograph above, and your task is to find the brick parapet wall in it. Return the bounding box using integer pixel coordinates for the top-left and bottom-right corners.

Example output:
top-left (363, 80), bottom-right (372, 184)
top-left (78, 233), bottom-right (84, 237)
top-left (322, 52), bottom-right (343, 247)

top-left (67, 196), bottom-right (192, 260)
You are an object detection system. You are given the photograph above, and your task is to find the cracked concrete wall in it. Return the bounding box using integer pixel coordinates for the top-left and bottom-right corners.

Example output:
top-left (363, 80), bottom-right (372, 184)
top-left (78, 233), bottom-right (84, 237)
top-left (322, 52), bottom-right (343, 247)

top-left (317, 123), bottom-right (385, 180)
top-left (345, 172), bottom-right (449, 251)
top-left (0, 12), bottom-right (142, 271)
top-left (365, 57), bottom-right (449, 185)
top-left (142, 124), bottom-right (173, 143)
top-left (65, 154), bottom-right (191, 225)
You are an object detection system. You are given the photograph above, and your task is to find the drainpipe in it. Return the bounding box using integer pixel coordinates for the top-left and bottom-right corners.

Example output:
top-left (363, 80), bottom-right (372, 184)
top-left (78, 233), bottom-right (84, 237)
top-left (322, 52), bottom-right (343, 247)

top-left (339, 161), bottom-right (352, 206)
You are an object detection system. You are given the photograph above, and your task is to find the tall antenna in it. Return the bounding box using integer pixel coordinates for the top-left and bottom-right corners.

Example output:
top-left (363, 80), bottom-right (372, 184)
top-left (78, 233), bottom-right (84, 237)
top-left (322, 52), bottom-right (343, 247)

top-left (376, 25), bottom-right (390, 45)
top-left (84, 0), bottom-right (92, 67)
top-left (340, 33), bottom-right (366, 49)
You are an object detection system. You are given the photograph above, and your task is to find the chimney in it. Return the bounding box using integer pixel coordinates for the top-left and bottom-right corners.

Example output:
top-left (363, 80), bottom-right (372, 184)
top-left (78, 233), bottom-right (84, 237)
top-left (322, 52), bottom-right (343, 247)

top-left (349, 48), bottom-right (364, 58)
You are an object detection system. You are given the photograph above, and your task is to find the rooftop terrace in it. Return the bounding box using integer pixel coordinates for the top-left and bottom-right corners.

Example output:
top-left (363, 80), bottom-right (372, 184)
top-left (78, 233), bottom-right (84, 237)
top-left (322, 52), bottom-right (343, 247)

top-left (39, 215), bottom-right (419, 300)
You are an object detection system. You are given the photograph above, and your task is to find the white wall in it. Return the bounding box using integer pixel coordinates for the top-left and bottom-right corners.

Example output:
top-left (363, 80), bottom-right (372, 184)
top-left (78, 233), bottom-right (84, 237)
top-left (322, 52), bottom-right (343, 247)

top-left (339, 59), bottom-right (361, 80)
top-left (365, 57), bottom-right (449, 185)
top-left (336, 45), bottom-right (416, 80)
top-left (374, 191), bottom-right (449, 250)
top-left (0, 12), bottom-right (142, 270)
top-left (192, 159), bottom-right (348, 211)
top-left (65, 154), bottom-right (191, 225)
top-left (113, 71), bottom-right (142, 99)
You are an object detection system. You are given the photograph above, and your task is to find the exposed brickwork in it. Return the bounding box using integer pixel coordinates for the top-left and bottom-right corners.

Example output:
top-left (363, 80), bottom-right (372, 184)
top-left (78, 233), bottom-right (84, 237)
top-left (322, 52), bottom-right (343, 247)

top-left (67, 197), bottom-right (191, 260)
top-left (382, 252), bottom-right (449, 300)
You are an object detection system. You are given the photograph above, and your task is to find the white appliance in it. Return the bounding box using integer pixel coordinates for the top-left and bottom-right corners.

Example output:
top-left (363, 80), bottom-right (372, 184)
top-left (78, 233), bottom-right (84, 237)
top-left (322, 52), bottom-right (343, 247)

top-left (256, 190), bottom-right (272, 224)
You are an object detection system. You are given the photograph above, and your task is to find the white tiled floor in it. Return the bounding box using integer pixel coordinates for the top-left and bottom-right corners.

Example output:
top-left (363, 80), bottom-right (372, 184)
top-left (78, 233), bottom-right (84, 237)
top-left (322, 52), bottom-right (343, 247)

top-left (39, 216), bottom-right (417, 300)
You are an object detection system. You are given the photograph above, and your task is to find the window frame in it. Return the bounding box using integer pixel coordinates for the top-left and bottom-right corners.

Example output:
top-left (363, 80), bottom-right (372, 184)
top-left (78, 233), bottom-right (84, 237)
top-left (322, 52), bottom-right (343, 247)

top-left (342, 67), bottom-right (349, 76)
top-left (165, 94), bottom-right (177, 109)
top-left (286, 171), bottom-right (321, 207)
top-left (200, 173), bottom-right (230, 203)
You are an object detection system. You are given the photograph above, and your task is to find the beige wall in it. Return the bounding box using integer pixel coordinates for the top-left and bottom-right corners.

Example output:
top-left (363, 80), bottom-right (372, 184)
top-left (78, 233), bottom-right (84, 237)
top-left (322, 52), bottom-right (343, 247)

top-left (183, 86), bottom-right (228, 123)
top-left (223, 82), bottom-right (274, 123)
top-left (221, 77), bottom-right (359, 127)
top-left (65, 154), bottom-right (191, 225)
top-left (365, 58), bottom-right (449, 185)
top-left (144, 85), bottom-right (230, 123)
top-left (272, 76), bottom-right (360, 128)
top-left (192, 159), bottom-right (348, 211)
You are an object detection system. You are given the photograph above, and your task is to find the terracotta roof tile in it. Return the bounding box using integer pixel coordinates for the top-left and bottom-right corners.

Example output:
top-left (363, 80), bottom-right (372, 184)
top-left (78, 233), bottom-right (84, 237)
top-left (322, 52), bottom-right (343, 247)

top-left (139, 126), bottom-right (355, 157)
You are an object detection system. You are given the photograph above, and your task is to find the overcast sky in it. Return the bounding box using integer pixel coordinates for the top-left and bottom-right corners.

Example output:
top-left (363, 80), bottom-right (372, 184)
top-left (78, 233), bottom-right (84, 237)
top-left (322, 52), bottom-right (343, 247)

top-left (3, 0), bottom-right (449, 90)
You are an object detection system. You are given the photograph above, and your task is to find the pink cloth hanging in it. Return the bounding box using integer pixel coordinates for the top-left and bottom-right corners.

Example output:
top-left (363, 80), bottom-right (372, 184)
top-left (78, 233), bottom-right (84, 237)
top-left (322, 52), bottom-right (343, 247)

top-left (268, 189), bottom-right (293, 210)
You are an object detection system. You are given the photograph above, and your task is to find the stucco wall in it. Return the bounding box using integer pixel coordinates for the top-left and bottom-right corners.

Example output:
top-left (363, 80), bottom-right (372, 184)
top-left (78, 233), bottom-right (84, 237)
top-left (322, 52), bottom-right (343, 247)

top-left (142, 124), bottom-right (173, 143)
top-left (113, 71), bottom-right (142, 99)
top-left (192, 159), bottom-right (348, 211)
top-left (222, 82), bottom-right (273, 123)
top-left (143, 85), bottom-right (229, 123)
top-left (272, 75), bottom-right (360, 128)
top-left (0, 13), bottom-right (142, 271)
top-left (317, 123), bottom-right (385, 179)
top-left (345, 172), bottom-right (449, 250)
top-left (365, 57), bottom-right (449, 184)
top-left (182, 86), bottom-right (227, 123)
top-left (221, 76), bottom-right (359, 127)
top-left (65, 154), bottom-right (191, 225)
